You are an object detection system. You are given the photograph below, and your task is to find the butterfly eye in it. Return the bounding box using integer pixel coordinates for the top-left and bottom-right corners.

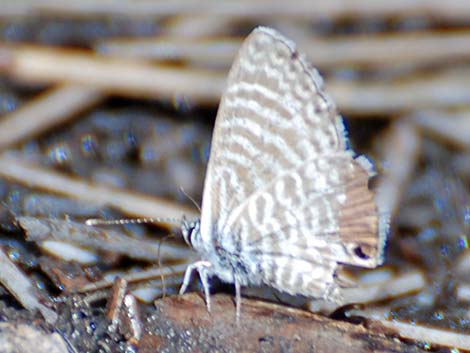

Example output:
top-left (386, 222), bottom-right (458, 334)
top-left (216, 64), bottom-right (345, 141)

top-left (186, 225), bottom-right (195, 245)
top-left (182, 220), bottom-right (199, 247)
top-left (181, 222), bottom-right (191, 246)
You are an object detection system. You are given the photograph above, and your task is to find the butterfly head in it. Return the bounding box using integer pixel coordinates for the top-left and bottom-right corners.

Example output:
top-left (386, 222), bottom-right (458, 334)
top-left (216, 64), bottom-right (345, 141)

top-left (181, 216), bottom-right (201, 248)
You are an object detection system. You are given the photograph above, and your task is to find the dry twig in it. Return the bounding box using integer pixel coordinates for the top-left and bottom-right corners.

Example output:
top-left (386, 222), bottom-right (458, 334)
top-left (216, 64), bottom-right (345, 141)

top-left (3, 44), bottom-right (470, 113)
top-left (0, 45), bottom-right (224, 103)
top-left (78, 263), bottom-right (188, 292)
top-left (99, 31), bottom-right (470, 68)
top-left (411, 110), bottom-right (470, 148)
top-left (2, 0), bottom-right (470, 22)
top-left (309, 268), bottom-right (426, 312)
top-left (0, 84), bottom-right (102, 151)
top-left (375, 120), bottom-right (421, 219)
top-left (357, 307), bottom-right (470, 351)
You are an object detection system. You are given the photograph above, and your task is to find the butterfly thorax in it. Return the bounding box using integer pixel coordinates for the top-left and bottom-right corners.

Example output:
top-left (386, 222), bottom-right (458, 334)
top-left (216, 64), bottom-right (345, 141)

top-left (182, 218), bottom-right (258, 286)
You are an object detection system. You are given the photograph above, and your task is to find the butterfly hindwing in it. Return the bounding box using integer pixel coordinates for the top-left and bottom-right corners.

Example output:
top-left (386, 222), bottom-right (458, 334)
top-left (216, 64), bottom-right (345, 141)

top-left (219, 153), bottom-right (382, 297)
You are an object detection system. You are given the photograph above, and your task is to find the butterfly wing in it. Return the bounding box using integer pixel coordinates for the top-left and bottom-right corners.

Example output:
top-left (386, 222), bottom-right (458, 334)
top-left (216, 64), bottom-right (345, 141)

top-left (200, 27), bottom-right (348, 246)
top-left (223, 153), bottom-right (384, 297)
top-left (199, 26), bottom-right (387, 299)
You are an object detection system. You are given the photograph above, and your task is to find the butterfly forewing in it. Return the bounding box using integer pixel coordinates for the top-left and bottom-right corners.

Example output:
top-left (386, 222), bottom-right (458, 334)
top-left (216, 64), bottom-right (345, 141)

top-left (200, 27), bottom-right (348, 246)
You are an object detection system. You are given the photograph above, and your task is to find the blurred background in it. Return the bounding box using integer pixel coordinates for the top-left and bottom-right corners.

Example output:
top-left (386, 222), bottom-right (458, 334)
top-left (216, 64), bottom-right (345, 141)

top-left (0, 1), bottom-right (469, 352)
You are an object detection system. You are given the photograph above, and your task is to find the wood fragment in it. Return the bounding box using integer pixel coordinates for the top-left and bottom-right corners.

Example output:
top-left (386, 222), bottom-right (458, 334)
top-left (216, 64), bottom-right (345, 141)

top-left (0, 246), bottom-right (58, 324)
top-left (0, 153), bottom-right (198, 223)
top-left (38, 257), bottom-right (96, 292)
top-left (143, 293), bottom-right (427, 353)
top-left (122, 294), bottom-right (142, 346)
top-left (106, 277), bottom-right (128, 332)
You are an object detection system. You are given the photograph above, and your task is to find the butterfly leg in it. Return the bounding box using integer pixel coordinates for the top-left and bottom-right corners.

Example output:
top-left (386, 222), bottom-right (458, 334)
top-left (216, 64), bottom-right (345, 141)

top-left (234, 276), bottom-right (241, 324)
top-left (198, 263), bottom-right (212, 312)
top-left (179, 260), bottom-right (213, 311)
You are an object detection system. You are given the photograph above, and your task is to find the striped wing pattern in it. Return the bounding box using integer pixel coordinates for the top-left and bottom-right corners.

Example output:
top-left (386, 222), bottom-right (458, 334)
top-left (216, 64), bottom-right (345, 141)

top-left (200, 27), bottom-right (346, 243)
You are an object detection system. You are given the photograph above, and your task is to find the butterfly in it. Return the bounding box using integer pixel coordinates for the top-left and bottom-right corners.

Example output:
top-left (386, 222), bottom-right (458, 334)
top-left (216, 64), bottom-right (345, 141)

top-left (179, 26), bottom-right (388, 321)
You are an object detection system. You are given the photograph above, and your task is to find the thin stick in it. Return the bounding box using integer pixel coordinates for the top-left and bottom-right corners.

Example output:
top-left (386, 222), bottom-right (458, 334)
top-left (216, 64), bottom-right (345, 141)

top-left (0, 84), bottom-right (102, 151)
top-left (358, 307), bottom-right (470, 351)
top-left (309, 268), bottom-right (426, 312)
top-left (2, 0), bottom-right (470, 21)
top-left (327, 69), bottom-right (470, 114)
top-left (0, 153), bottom-right (198, 223)
top-left (163, 14), bottom-right (238, 38)
top-left (375, 121), bottom-right (421, 223)
top-left (78, 263), bottom-right (188, 292)
top-left (106, 277), bottom-right (128, 332)
top-left (98, 31), bottom-right (470, 68)
top-left (4, 44), bottom-right (470, 113)
top-left (411, 110), bottom-right (470, 148)
top-left (1, 44), bottom-right (225, 103)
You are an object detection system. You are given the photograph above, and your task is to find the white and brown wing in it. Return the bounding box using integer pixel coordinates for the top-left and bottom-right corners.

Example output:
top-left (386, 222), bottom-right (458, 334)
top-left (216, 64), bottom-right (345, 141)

top-left (199, 26), bottom-right (388, 300)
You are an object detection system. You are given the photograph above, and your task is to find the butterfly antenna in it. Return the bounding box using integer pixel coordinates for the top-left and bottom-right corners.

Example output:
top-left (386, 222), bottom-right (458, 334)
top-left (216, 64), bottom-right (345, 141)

top-left (85, 217), bottom-right (180, 226)
top-left (179, 187), bottom-right (201, 212)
